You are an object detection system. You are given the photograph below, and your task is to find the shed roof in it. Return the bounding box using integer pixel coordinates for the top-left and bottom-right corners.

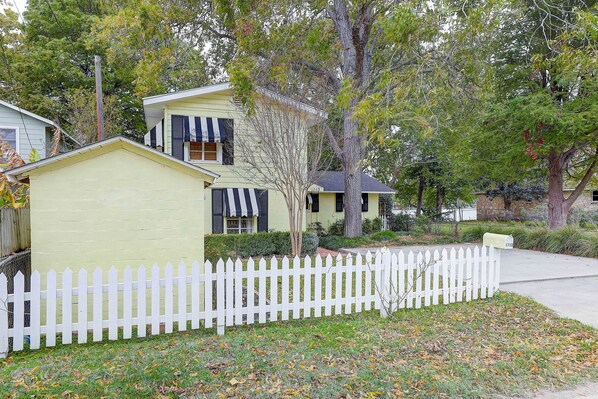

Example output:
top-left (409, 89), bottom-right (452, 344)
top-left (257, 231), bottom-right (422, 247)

top-left (5, 136), bottom-right (219, 185)
top-left (312, 171), bottom-right (395, 194)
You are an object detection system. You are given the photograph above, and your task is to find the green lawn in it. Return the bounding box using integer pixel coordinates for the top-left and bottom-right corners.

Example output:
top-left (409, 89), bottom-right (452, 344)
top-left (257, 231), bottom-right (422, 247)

top-left (2, 293), bottom-right (598, 398)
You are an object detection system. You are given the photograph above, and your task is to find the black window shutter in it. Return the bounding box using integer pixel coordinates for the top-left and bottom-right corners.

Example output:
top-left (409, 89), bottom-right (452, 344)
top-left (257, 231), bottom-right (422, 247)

top-left (222, 119), bottom-right (234, 165)
top-left (212, 189), bottom-right (224, 234)
top-left (171, 115), bottom-right (184, 160)
top-left (335, 193), bottom-right (343, 212)
top-left (362, 193), bottom-right (369, 212)
top-left (312, 193), bottom-right (320, 213)
top-left (258, 190), bottom-right (268, 232)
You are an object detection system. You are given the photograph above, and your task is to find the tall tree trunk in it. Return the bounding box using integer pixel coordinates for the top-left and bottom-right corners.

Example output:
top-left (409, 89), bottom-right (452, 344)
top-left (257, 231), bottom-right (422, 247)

top-left (435, 186), bottom-right (444, 218)
top-left (415, 176), bottom-right (424, 216)
top-left (343, 108), bottom-right (364, 237)
top-left (547, 151), bottom-right (567, 229)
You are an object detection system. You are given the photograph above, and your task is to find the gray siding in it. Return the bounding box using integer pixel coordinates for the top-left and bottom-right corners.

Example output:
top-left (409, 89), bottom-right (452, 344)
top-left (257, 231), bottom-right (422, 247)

top-left (0, 104), bottom-right (51, 160)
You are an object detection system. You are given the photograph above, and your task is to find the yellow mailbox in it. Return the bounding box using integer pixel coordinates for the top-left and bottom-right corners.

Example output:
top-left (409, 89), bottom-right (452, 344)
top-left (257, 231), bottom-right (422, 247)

top-left (483, 233), bottom-right (514, 249)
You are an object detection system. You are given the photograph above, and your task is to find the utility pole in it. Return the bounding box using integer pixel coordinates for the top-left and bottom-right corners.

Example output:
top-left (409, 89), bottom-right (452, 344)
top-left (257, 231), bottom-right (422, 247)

top-left (94, 55), bottom-right (105, 141)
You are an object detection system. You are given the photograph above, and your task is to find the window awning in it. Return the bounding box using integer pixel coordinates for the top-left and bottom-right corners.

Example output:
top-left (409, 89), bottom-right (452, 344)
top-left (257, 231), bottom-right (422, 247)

top-left (144, 119), bottom-right (164, 148)
top-left (224, 188), bottom-right (261, 217)
top-left (178, 115), bottom-right (226, 143)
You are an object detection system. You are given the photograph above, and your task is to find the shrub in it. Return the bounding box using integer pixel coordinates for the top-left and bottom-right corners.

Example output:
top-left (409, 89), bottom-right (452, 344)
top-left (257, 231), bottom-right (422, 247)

top-left (362, 217), bottom-right (382, 234)
top-left (389, 213), bottom-right (413, 232)
top-left (205, 232), bottom-right (319, 261)
top-left (460, 224), bottom-right (598, 258)
top-left (370, 230), bottom-right (397, 241)
top-left (307, 222), bottom-right (326, 236)
top-left (318, 235), bottom-right (370, 251)
top-left (328, 219), bottom-right (344, 236)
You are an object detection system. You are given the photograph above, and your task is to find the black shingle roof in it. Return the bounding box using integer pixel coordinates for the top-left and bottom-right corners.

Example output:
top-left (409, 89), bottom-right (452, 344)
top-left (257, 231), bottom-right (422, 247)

top-left (312, 171), bottom-right (394, 193)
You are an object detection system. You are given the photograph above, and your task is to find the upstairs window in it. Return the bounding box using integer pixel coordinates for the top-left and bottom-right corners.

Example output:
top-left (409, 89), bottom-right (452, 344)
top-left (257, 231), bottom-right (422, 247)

top-left (0, 127), bottom-right (18, 157)
top-left (189, 142), bottom-right (219, 162)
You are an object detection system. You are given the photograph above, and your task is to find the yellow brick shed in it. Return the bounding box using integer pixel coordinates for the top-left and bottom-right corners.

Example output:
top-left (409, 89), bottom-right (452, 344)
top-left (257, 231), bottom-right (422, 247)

top-left (6, 136), bottom-right (218, 277)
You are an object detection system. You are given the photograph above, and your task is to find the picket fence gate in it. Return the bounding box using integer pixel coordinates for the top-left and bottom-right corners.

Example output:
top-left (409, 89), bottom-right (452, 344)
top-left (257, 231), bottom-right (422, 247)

top-left (0, 246), bottom-right (500, 358)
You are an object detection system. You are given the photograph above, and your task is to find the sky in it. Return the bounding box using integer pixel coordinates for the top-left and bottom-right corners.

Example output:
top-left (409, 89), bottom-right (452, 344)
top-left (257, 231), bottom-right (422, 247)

top-left (7, 0), bottom-right (27, 16)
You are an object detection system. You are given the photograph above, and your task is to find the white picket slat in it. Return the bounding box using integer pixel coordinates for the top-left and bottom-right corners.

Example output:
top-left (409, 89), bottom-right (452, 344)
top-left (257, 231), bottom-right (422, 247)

top-left (203, 261), bottom-right (212, 329)
top-left (62, 269), bottom-right (73, 345)
top-left (179, 262), bottom-right (188, 331)
top-left (335, 255), bottom-right (343, 315)
top-left (151, 264), bottom-right (160, 335)
top-left (424, 251), bottom-right (432, 307)
top-left (442, 249), bottom-right (449, 305)
top-left (137, 266), bottom-right (147, 338)
top-left (314, 255), bottom-right (323, 317)
top-left (12, 272), bottom-right (24, 351)
top-left (488, 246), bottom-right (495, 298)
top-left (465, 248), bottom-right (473, 302)
top-left (415, 252), bottom-right (423, 309)
top-left (406, 251), bottom-right (414, 309)
top-left (398, 251), bottom-right (405, 309)
top-left (292, 256), bottom-right (301, 319)
top-left (374, 252), bottom-right (382, 310)
top-left (481, 246), bottom-right (488, 299)
top-left (216, 260), bottom-right (225, 335)
top-left (390, 253), bottom-right (398, 312)
top-left (432, 250), bottom-right (440, 306)
top-left (225, 259), bottom-right (234, 327)
top-left (92, 268), bottom-right (103, 342)
top-left (364, 252), bottom-right (372, 311)
top-left (234, 259), bottom-right (243, 325)
top-left (324, 255), bottom-right (333, 316)
top-left (108, 268), bottom-right (118, 340)
top-left (473, 247), bottom-right (480, 300)
top-left (304, 255), bottom-right (312, 318)
top-left (123, 267), bottom-right (132, 339)
top-left (281, 257), bottom-right (290, 321)
top-left (192, 261), bottom-right (201, 329)
top-left (78, 269), bottom-right (88, 343)
top-left (258, 258), bottom-right (267, 323)
top-left (457, 248), bottom-right (465, 302)
top-left (449, 248), bottom-right (457, 303)
top-left (270, 257), bottom-right (278, 322)
top-left (30, 271), bottom-right (41, 349)
top-left (355, 253), bottom-right (363, 313)
top-left (344, 254), bottom-right (353, 315)
top-left (164, 264), bottom-right (174, 334)
top-left (247, 258), bottom-right (255, 325)
top-left (0, 274), bottom-right (7, 358)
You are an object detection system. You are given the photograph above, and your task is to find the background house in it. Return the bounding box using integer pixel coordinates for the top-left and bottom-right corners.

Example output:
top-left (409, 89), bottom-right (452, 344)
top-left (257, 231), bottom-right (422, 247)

top-left (0, 99), bottom-right (73, 161)
top-left (307, 171), bottom-right (395, 230)
top-left (476, 187), bottom-right (598, 221)
top-left (142, 82), bottom-right (325, 235)
top-left (6, 137), bottom-right (218, 275)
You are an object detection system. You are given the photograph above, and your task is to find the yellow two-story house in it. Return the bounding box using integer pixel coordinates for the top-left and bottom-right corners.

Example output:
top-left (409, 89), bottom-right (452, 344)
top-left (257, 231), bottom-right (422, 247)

top-left (143, 83), bottom-right (394, 234)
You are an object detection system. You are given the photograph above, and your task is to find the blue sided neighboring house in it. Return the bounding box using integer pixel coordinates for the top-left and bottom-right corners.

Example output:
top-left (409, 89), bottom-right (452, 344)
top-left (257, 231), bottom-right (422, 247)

top-left (0, 99), bottom-right (77, 162)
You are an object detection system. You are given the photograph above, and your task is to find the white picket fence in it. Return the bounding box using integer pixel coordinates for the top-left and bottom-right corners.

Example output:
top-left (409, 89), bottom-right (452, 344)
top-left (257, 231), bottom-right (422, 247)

top-left (0, 246), bottom-right (500, 358)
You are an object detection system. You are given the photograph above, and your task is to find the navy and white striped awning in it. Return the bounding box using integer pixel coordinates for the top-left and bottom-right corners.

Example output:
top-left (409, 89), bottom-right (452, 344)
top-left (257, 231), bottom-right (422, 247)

top-left (144, 119), bottom-right (164, 148)
top-left (224, 188), bottom-right (261, 217)
top-left (180, 116), bottom-right (226, 143)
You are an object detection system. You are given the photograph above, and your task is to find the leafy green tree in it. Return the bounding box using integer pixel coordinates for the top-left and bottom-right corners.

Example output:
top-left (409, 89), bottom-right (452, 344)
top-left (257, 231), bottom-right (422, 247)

top-left (474, 0), bottom-right (597, 229)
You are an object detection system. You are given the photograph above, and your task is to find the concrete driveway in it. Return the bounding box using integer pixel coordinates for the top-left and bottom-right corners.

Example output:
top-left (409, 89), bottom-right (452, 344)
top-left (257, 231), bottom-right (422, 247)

top-left (344, 244), bottom-right (598, 328)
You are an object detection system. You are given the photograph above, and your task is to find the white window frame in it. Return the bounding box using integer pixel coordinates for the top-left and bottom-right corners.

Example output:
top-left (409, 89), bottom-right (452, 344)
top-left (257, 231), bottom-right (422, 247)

top-left (225, 216), bottom-right (255, 234)
top-left (184, 142), bottom-right (222, 164)
top-left (0, 126), bottom-right (20, 154)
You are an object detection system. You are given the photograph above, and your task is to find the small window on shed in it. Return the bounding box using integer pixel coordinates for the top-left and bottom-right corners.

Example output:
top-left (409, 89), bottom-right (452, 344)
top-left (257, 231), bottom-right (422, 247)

top-left (593, 190), bottom-right (598, 202)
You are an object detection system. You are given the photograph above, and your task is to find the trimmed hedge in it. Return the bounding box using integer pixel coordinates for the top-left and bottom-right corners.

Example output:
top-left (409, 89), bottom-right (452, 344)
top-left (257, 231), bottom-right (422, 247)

top-left (205, 232), bottom-right (319, 261)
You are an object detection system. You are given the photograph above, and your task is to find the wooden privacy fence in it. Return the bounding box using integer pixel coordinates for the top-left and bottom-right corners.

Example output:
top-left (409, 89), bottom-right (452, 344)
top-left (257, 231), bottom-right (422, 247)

top-left (0, 208), bottom-right (30, 257)
top-left (0, 246), bottom-right (501, 358)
